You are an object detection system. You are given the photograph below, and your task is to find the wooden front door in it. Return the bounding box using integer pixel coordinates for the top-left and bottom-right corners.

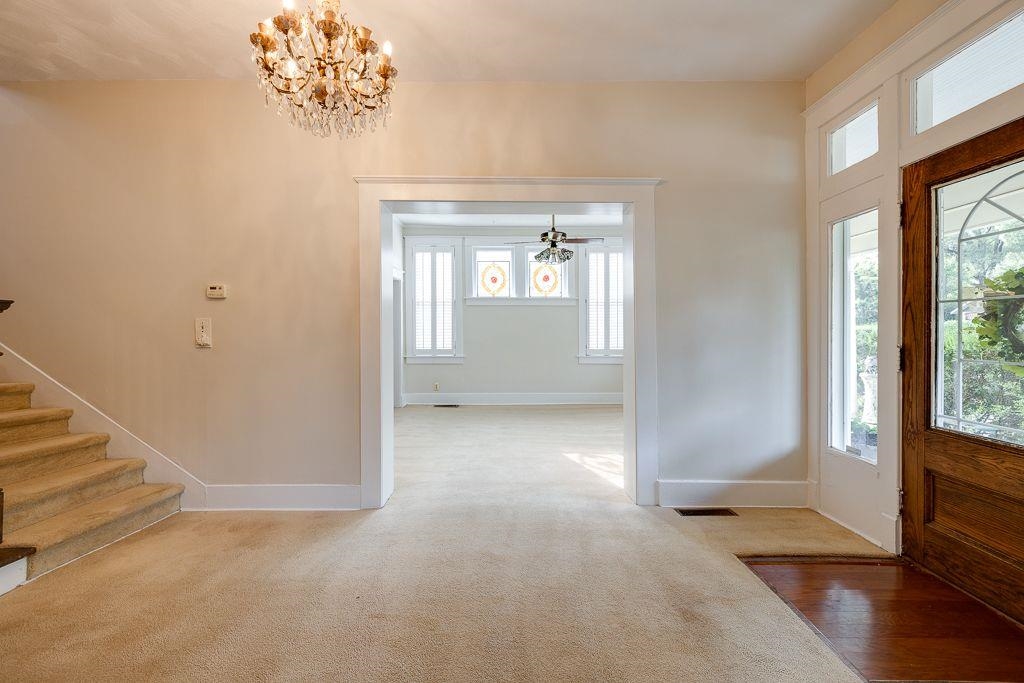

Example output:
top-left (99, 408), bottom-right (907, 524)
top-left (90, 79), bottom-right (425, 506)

top-left (902, 117), bottom-right (1024, 623)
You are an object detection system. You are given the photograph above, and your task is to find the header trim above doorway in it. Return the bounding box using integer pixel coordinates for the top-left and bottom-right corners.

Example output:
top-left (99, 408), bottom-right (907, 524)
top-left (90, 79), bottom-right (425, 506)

top-left (354, 176), bottom-right (664, 186)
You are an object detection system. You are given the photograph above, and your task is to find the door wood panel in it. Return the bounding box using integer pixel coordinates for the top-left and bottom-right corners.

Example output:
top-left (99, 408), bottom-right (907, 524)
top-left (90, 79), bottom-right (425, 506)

top-left (902, 115), bottom-right (1024, 624)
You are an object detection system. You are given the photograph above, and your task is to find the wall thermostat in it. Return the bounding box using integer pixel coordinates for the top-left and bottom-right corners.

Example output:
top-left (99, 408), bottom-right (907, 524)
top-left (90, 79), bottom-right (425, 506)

top-left (206, 284), bottom-right (228, 299)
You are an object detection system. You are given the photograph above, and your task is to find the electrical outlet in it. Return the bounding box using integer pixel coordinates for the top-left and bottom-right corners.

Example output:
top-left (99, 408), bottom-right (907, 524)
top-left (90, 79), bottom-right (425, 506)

top-left (433, 382), bottom-right (440, 392)
top-left (195, 318), bottom-right (213, 348)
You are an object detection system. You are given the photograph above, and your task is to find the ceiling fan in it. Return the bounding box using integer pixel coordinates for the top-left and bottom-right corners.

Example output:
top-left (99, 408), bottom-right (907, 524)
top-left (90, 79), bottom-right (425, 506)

top-left (506, 216), bottom-right (605, 264)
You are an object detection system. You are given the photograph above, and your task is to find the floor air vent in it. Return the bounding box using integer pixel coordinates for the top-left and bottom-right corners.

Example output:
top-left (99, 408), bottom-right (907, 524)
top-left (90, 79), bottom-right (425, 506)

top-left (433, 404), bottom-right (461, 408)
top-left (675, 508), bottom-right (738, 517)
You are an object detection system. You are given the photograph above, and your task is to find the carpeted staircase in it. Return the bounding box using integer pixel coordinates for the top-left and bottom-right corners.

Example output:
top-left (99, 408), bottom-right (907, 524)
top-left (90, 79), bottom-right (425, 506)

top-left (0, 382), bottom-right (183, 578)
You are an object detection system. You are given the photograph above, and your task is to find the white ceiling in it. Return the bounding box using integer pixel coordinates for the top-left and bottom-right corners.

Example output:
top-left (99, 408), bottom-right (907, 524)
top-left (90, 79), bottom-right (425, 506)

top-left (393, 201), bottom-right (625, 229)
top-left (0, 0), bottom-right (897, 82)
top-left (395, 213), bottom-right (624, 229)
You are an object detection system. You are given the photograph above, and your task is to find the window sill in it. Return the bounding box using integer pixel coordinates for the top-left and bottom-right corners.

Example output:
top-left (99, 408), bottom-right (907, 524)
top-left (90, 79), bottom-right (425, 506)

top-left (578, 355), bottom-right (624, 365)
top-left (405, 356), bottom-right (465, 365)
top-left (824, 445), bottom-right (878, 467)
top-left (465, 297), bottom-right (577, 306)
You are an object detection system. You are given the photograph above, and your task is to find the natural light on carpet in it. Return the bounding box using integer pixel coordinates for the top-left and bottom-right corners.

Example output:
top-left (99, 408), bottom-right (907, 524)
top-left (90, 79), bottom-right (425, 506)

top-left (562, 452), bottom-right (624, 489)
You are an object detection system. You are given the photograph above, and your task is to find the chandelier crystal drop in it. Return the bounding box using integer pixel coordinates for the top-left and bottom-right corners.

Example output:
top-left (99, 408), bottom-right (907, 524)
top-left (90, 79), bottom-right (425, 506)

top-left (249, 0), bottom-right (397, 139)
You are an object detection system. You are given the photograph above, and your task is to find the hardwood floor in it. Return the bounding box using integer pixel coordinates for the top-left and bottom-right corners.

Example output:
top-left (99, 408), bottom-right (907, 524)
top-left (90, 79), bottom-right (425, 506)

top-left (746, 558), bottom-right (1024, 682)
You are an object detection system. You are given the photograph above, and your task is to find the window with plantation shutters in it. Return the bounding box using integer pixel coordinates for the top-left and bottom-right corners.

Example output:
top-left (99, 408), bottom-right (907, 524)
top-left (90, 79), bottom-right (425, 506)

top-left (582, 246), bottom-right (624, 358)
top-left (407, 240), bottom-right (460, 358)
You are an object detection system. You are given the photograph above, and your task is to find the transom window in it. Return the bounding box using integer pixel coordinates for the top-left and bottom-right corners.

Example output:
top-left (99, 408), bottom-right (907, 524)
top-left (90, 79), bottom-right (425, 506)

top-left (527, 250), bottom-right (567, 298)
top-left (466, 241), bottom-right (574, 300)
top-left (828, 102), bottom-right (879, 175)
top-left (914, 12), bottom-right (1024, 133)
top-left (829, 208), bottom-right (880, 461)
top-left (934, 158), bottom-right (1024, 446)
top-left (472, 248), bottom-right (513, 298)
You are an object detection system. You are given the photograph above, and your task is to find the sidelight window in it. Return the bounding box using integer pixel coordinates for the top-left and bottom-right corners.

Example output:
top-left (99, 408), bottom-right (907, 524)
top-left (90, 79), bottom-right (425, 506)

top-left (830, 209), bottom-right (880, 461)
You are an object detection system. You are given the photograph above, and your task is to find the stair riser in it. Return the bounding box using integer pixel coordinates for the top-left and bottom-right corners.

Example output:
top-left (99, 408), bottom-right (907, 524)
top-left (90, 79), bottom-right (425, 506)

top-left (4, 467), bottom-right (145, 534)
top-left (0, 393), bottom-right (31, 412)
top-left (0, 442), bottom-right (107, 485)
top-left (26, 496), bottom-right (181, 578)
top-left (0, 418), bottom-right (70, 447)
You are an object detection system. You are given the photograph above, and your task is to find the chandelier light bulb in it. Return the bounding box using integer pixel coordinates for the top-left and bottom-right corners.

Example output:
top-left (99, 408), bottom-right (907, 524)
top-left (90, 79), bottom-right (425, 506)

top-left (383, 40), bottom-right (393, 56)
top-left (282, 0), bottom-right (295, 10)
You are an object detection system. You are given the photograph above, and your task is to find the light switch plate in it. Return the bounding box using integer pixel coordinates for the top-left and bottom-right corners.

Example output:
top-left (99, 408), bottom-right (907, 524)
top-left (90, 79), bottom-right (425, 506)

top-left (195, 318), bottom-right (213, 348)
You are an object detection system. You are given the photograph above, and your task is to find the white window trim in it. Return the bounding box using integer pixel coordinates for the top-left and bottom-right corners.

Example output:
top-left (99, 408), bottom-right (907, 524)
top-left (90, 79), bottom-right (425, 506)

top-left (465, 297), bottom-right (578, 306)
top-left (578, 240), bottom-right (625, 363)
top-left (404, 236), bottom-right (464, 362)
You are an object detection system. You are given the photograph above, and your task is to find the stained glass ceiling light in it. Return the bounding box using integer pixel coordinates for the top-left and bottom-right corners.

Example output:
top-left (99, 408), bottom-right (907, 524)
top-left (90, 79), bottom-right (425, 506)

top-left (249, 0), bottom-right (397, 139)
top-left (535, 246), bottom-right (574, 264)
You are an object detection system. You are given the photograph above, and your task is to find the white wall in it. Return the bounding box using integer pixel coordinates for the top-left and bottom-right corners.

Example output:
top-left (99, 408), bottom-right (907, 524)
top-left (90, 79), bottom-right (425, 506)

top-left (0, 80), bottom-right (806, 503)
top-left (404, 304), bottom-right (622, 398)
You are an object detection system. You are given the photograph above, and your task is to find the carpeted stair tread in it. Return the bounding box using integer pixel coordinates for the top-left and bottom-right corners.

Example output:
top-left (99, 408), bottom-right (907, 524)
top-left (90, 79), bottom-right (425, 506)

top-left (0, 383), bottom-right (35, 411)
top-left (0, 433), bottom-right (109, 485)
top-left (0, 407), bottom-right (72, 446)
top-left (0, 383), bottom-right (35, 395)
top-left (4, 483), bottom-right (184, 551)
top-left (0, 407), bottom-right (72, 427)
top-left (2, 458), bottom-right (147, 533)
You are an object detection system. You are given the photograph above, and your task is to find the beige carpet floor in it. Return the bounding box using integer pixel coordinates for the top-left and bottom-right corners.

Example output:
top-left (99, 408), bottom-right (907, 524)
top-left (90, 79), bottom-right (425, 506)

top-left (0, 405), bottom-right (885, 681)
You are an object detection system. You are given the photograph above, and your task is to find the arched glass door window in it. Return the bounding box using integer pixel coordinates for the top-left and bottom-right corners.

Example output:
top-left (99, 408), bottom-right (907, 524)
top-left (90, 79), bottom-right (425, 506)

top-left (935, 159), bottom-right (1024, 446)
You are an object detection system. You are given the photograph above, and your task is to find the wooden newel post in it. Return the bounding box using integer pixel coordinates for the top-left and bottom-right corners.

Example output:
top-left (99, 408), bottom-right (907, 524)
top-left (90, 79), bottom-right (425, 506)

top-left (0, 300), bottom-right (11, 358)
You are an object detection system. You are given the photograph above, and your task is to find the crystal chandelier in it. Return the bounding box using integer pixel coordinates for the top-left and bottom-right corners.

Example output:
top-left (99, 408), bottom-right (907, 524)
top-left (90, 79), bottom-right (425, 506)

top-left (249, 0), bottom-right (397, 139)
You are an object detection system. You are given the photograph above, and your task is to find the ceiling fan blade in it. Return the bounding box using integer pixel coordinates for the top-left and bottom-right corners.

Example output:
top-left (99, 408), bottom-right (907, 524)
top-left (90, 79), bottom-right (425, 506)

top-left (562, 237), bottom-right (605, 244)
top-left (504, 241), bottom-right (541, 245)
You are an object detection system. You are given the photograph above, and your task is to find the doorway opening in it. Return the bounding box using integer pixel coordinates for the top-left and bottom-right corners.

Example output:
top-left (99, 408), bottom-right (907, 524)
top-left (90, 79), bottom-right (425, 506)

top-left (356, 178), bottom-right (660, 509)
top-left (390, 202), bottom-right (627, 500)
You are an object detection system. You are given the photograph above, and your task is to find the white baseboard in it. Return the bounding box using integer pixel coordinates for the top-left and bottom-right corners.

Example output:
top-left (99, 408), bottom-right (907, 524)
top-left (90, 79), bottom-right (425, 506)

top-left (0, 558), bottom-right (27, 597)
top-left (201, 484), bottom-right (362, 511)
top-left (404, 392), bottom-right (623, 405)
top-left (657, 479), bottom-right (809, 508)
top-left (0, 341), bottom-right (207, 509)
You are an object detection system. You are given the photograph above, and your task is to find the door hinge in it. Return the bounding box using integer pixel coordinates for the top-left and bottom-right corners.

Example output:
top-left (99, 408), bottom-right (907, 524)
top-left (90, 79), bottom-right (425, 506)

top-left (898, 345), bottom-right (906, 372)
top-left (898, 200), bottom-right (905, 230)
top-left (898, 487), bottom-right (905, 514)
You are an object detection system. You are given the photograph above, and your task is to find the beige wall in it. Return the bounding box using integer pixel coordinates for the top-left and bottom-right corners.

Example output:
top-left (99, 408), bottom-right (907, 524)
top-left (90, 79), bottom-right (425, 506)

top-left (806, 0), bottom-right (948, 107)
top-left (0, 80), bottom-right (806, 488)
